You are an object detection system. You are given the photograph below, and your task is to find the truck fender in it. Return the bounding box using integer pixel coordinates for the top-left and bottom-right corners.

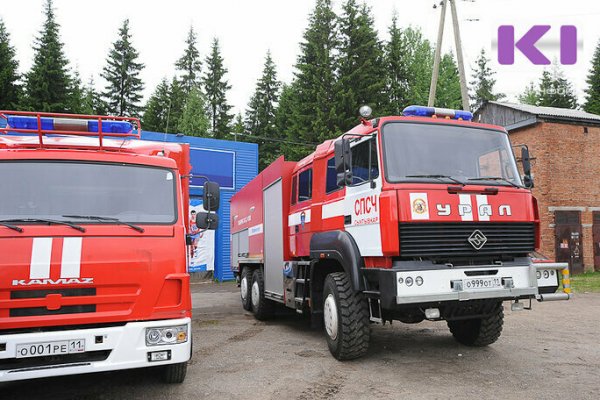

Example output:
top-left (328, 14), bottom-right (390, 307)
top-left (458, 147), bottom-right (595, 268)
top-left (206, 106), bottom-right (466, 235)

top-left (310, 230), bottom-right (365, 292)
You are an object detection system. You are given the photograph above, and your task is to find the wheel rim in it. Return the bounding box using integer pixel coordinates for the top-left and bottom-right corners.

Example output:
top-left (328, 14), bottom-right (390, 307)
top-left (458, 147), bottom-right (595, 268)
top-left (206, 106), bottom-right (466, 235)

top-left (251, 280), bottom-right (260, 309)
top-left (241, 276), bottom-right (248, 302)
top-left (324, 294), bottom-right (338, 340)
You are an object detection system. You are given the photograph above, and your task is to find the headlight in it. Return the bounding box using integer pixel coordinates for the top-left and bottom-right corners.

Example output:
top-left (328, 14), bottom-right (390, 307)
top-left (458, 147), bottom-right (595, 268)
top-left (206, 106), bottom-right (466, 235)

top-left (415, 276), bottom-right (424, 286)
top-left (536, 271), bottom-right (542, 279)
top-left (543, 270), bottom-right (550, 279)
top-left (145, 325), bottom-right (188, 346)
top-left (405, 277), bottom-right (414, 287)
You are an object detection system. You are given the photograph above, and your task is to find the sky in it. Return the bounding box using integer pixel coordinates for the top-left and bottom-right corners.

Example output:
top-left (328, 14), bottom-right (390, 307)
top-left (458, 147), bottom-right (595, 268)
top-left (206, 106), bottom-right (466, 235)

top-left (2, 0), bottom-right (600, 115)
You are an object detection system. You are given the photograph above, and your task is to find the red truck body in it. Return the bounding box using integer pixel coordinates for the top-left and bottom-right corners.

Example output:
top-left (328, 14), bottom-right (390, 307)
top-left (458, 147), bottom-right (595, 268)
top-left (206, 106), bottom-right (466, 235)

top-left (230, 108), bottom-right (569, 360)
top-left (0, 111), bottom-right (194, 382)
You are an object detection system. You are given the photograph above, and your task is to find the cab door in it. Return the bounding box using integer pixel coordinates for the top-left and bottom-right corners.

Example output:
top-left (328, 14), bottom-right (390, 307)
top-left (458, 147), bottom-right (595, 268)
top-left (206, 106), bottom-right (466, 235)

top-left (289, 167), bottom-right (313, 257)
top-left (343, 136), bottom-right (383, 256)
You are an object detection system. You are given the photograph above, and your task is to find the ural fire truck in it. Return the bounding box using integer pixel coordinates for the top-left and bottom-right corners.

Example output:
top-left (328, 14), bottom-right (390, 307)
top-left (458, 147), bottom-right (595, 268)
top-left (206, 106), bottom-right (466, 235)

top-left (0, 111), bottom-right (219, 382)
top-left (230, 105), bottom-right (570, 360)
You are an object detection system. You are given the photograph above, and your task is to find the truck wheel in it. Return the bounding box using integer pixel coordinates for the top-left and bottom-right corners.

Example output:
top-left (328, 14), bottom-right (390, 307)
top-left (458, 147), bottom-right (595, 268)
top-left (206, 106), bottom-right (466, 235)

top-left (323, 272), bottom-right (370, 360)
top-left (162, 362), bottom-right (188, 383)
top-left (240, 267), bottom-right (252, 311)
top-left (251, 268), bottom-right (274, 320)
top-left (447, 302), bottom-right (504, 346)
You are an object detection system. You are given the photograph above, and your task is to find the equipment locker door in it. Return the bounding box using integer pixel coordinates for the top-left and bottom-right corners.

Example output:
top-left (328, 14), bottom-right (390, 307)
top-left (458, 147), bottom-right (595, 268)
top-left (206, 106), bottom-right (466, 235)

top-left (263, 179), bottom-right (284, 297)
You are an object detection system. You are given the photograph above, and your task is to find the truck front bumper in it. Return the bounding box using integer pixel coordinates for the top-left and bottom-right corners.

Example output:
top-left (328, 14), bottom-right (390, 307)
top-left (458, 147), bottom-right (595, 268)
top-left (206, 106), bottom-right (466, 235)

top-left (0, 317), bottom-right (191, 382)
top-left (367, 263), bottom-right (564, 309)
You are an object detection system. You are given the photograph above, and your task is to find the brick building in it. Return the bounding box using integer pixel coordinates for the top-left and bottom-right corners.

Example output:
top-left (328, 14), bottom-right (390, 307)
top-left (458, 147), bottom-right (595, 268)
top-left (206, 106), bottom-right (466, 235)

top-left (474, 101), bottom-right (600, 273)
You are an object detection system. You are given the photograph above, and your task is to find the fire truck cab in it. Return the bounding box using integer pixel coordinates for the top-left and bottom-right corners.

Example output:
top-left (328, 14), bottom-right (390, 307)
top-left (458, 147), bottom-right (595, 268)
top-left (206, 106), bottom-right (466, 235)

top-left (0, 111), bottom-right (219, 383)
top-left (230, 105), bottom-right (570, 360)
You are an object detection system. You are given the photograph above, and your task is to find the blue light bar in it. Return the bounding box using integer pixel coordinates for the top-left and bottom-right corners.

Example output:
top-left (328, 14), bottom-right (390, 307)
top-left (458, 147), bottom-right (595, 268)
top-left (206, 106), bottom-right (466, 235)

top-left (6, 116), bottom-right (133, 134)
top-left (402, 105), bottom-right (473, 121)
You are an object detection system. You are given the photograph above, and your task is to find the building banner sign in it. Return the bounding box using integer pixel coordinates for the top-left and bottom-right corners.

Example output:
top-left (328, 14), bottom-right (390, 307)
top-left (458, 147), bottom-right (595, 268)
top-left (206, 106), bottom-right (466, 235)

top-left (189, 199), bottom-right (215, 272)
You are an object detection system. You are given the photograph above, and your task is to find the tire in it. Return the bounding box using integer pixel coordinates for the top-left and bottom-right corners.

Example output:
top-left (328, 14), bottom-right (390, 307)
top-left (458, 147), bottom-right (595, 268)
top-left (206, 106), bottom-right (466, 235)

top-left (162, 362), bottom-right (188, 384)
top-left (323, 272), bottom-right (370, 360)
top-left (240, 267), bottom-right (253, 311)
top-left (250, 268), bottom-right (275, 320)
top-left (447, 302), bottom-right (504, 346)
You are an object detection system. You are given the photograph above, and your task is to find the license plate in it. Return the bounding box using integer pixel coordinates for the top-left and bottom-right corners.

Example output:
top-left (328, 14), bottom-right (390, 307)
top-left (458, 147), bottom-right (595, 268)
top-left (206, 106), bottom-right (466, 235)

top-left (463, 277), bottom-right (502, 290)
top-left (16, 339), bottom-right (85, 359)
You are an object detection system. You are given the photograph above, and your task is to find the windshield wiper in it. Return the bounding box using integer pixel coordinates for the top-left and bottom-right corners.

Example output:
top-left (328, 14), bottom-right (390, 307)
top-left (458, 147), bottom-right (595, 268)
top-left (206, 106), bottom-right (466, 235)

top-left (0, 218), bottom-right (85, 232)
top-left (467, 176), bottom-right (520, 188)
top-left (62, 215), bottom-right (145, 233)
top-left (405, 174), bottom-right (465, 186)
top-left (0, 221), bottom-right (24, 233)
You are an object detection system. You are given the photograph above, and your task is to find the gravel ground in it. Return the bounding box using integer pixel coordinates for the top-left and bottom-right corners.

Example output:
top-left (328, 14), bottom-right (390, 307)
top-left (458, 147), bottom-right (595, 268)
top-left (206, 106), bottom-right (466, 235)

top-left (2, 281), bottom-right (599, 400)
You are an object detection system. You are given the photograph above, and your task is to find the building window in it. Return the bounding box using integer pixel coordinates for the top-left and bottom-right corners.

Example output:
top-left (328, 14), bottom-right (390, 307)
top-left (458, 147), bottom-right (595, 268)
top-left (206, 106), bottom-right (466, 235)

top-left (351, 139), bottom-right (379, 185)
top-left (298, 168), bottom-right (312, 202)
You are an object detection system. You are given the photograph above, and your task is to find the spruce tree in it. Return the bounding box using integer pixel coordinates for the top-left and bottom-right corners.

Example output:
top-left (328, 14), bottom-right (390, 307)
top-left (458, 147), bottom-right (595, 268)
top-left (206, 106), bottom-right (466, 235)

top-left (283, 0), bottom-right (338, 160)
top-left (68, 69), bottom-right (85, 114)
top-left (24, 0), bottom-right (72, 112)
top-left (0, 18), bottom-right (22, 109)
top-left (435, 53), bottom-right (462, 109)
top-left (245, 51), bottom-right (282, 170)
top-left (81, 77), bottom-right (107, 115)
top-left (335, 0), bottom-right (387, 130)
top-left (176, 26), bottom-right (202, 95)
top-left (469, 48), bottom-right (505, 110)
top-left (178, 87), bottom-right (210, 136)
top-left (231, 113), bottom-right (245, 135)
top-left (101, 19), bottom-right (145, 116)
top-left (384, 14), bottom-right (410, 115)
top-left (142, 78), bottom-right (170, 132)
top-left (518, 81), bottom-right (538, 105)
top-left (202, 38), bottom-right (233, 139)
top-left (584, 39), bottom-right (600, 114)
top-left (167, 77), bottom-right (186, 133)
top-left (404, 27), bottom-right (434, 106)
top-left (537, 66), bottom-right (578, 109)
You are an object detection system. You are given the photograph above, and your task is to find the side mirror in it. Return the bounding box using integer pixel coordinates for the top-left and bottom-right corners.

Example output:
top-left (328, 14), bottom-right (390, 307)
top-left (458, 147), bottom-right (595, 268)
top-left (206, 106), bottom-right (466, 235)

top-left (196, 211), bottom-right (219, 230)
top-left (521, 147), bottom-right (534, 188)
top-left (334, 138), bottom-right (353, 187)
top-left (203, 181), bottom-right (220, 212)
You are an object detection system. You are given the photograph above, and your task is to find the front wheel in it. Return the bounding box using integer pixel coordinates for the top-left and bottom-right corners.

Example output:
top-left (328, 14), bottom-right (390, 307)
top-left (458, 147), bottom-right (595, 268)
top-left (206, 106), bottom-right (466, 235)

top-left (240, 267), bottom-right (252, 311)
top-left (323, 272), bottom-right (370, 360)
top-left (447, 302), bottom-right (504, 346)
top-left (162, 362), bottom-right (187, 383)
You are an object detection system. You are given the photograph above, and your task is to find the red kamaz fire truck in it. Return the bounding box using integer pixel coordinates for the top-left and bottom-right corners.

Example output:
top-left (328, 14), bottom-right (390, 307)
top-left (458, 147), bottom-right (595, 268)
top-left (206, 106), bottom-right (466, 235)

top-left (0, 111), bottom-right (219, 382)
top-left (230, 105), bottom-right (570, 360)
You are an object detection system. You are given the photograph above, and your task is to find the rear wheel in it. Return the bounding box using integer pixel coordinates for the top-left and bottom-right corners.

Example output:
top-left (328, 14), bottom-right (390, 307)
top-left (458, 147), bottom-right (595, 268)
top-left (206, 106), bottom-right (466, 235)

top-left (162, 362), bottom-right (187, 383)
top-left (251, 268), bottom-right (275, 320)
top-left (240, 267), bottom-right (252, 311)
top-left (447, 302), bottom-right (504, 346)
top-left (323, 272), bottom-right (370, 360)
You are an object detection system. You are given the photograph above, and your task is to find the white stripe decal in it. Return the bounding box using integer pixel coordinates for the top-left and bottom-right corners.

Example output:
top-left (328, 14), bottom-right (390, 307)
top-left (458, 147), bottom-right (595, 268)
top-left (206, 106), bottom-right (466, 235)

top-left (322, 200), bottom-right (344, 219)
top-left (458, 194), bottom-right (473, 221)
top-left (30, 238), bottom-right (52, 279)
top-left (288, 209), bottom-right (311, 227)
top-left (60, 237), bottom-right (82, 278)
top-left (476, 195), bottom-right (490, 222)
top-left (248, 224), bottom-right (263, 237)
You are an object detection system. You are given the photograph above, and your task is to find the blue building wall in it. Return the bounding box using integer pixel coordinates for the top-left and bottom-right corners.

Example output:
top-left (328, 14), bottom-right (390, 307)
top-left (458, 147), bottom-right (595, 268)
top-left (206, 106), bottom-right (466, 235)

top-left (141, 131), bottom-right (258, 281)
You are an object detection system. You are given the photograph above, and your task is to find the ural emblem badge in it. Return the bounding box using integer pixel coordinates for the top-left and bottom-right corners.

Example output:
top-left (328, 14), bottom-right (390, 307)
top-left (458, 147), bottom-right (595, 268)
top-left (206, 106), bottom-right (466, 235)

top-left (468, 230), bottom-right (487, 250)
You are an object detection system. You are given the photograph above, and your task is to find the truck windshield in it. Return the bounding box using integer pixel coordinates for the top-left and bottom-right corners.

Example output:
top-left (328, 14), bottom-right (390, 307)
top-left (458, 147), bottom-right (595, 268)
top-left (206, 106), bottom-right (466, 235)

top-left (0, 161), bottom-right (177, 224)
top-left (381, 122), bottom-right (523, 186)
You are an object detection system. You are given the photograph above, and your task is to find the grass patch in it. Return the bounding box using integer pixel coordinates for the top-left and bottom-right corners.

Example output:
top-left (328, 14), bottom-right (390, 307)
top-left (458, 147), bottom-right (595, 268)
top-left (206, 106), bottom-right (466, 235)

top-left (571, 271), bottom-right (600, 293)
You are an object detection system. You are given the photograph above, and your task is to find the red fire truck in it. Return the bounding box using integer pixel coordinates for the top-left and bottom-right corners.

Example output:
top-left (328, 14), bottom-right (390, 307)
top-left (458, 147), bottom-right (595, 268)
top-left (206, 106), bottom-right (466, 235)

top-left (0, 111), bottom-right (219, 383)
top-left (230, 105), bottom-right (570, 360)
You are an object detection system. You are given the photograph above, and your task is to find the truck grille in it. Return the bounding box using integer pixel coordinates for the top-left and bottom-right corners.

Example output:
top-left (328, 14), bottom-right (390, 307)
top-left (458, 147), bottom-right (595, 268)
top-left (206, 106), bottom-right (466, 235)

top-left (399, 222), bottom-right (535, 259)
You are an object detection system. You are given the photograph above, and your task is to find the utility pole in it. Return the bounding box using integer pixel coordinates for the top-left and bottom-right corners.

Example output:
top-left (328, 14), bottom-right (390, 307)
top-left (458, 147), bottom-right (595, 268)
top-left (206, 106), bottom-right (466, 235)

top-left (449, 0), bottom-right (470, 111)
top-left (428, 0), bottom-right (447, 107)
top-left (428, 0), bottom-right (471, 111)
